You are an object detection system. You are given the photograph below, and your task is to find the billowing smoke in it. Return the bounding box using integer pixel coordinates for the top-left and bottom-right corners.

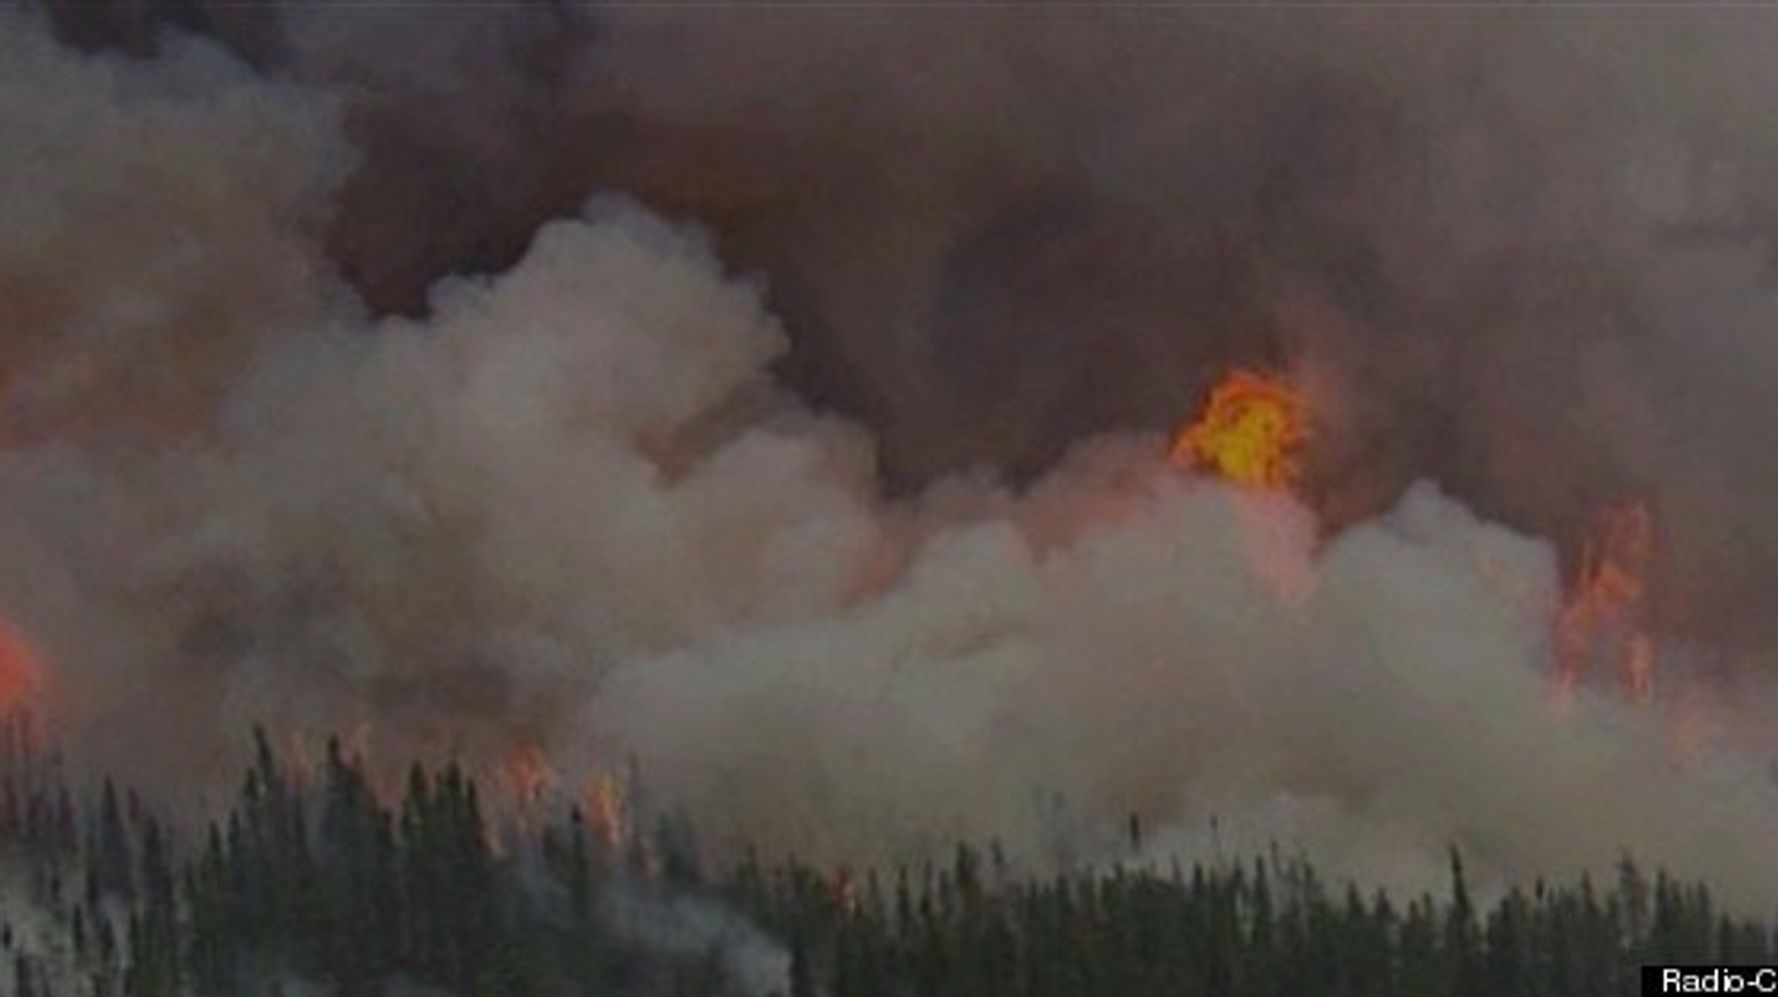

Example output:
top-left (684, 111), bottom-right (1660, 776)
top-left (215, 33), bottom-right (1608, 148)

top-left (11, 5), bottom-right (1778, 910)
top-left (43, 2), bottom-right (1778, 650)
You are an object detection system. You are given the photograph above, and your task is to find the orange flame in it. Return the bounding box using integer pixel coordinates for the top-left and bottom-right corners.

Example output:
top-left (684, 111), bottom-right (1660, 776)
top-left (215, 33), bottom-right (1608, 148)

top-left (0, 622), bottom-right (48, 754)
top-left (1169, 369), bottom-right (1315, 602)
top-left (1170, 370), bottom-right (1306, 490)
top-left (504, 742), bottom-right (556, 805)
top-left (582, 766), bottom-right (630, 852)
top-left (1556, 500), bottom-right (1656, 704)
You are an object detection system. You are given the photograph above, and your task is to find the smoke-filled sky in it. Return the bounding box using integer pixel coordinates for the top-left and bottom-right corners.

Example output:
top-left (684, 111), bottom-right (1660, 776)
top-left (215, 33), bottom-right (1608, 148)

top-left (14, 1), bottom-right (1778, 907)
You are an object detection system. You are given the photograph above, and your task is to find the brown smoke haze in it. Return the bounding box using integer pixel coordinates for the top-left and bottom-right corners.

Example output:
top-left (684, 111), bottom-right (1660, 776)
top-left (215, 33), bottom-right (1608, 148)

top-left (13, 2), bottom-right (1778, 907)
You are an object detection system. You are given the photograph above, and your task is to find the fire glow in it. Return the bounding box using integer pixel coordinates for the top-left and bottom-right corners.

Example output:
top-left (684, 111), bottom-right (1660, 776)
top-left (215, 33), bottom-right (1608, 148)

top-left (0, 622), bottom-right (47, 744)
top-left (1556, 500), bottom-right (1658, 705)
top-left (1171, 368), bottom-right (1315, 602)
top-left (1170, 370), bottom-right (1306, 491)
top-left (1173, 369), bottom-right (1671, 717)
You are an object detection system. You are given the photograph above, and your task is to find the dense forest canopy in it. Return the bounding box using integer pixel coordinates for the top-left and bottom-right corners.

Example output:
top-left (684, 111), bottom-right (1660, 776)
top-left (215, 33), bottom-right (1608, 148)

top-left (0, 726), bottom-right (1758, 996)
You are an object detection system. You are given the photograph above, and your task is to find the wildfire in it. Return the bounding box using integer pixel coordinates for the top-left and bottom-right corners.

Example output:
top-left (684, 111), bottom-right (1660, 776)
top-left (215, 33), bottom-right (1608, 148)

top-left (1167, 368), bottom-right (1315, 603)
top-left (0, 622), bottom-right (47, 755)
top-left (583, 766), bottom-right (631, 852)
top-left (1170, 370), bottom-right (1306, 490)
top-left (1556, 500), bottom-right (1656, 704)
top-left (504, 741), bottom-right (556, 805)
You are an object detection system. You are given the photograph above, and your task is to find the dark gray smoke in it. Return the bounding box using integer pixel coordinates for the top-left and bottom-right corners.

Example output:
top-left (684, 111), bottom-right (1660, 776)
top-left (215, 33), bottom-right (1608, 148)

top-left (38, 2), bottom-right (1778, 651)
top-left (14, 3), bottom-right (1778, 908)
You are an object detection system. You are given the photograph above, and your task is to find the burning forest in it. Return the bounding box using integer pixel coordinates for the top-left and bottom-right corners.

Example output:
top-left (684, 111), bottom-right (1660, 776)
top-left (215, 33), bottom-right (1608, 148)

top-left (10, 1), bottom-right (1778, 993)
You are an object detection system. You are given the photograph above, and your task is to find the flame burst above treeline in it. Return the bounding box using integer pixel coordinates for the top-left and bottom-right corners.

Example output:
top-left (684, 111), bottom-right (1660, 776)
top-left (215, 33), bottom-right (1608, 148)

top-left (1170, 371), bottom-right (1307, 491)
top-left (1177, 370), bottom-right (1666, 718)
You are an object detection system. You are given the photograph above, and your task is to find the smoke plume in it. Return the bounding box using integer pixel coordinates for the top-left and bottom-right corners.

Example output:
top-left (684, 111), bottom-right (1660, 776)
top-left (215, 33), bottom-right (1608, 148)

top-left (12, 4), bottom-right (1778, 908)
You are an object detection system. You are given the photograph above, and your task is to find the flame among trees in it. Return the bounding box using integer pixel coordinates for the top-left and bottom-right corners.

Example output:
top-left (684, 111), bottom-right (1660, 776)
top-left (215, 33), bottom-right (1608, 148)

top-left (0, 623), bottom-right (46, 742)
top-left (0, 724), bottom-right (1765, 997)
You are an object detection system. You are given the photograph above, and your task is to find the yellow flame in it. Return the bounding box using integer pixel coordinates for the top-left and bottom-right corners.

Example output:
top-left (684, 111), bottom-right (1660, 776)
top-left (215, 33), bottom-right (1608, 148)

top-left (1168, 369), bottom-right (1314, 604)
top-left (1171, 370), bottom-right (1306, 490)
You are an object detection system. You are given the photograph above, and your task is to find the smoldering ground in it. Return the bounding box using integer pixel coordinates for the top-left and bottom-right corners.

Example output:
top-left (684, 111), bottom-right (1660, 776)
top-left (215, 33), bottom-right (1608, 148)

top-left (12, 3), bottom-right (1778, 909)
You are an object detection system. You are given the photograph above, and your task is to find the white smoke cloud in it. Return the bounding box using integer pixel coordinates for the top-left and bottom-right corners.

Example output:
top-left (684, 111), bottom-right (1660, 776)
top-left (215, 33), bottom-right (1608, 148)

top-left (5, 10), bottom-right (1778, 916)
top-left (601, 883), bottom-right (791, 997)
top-left (0, 12), bottom-right (347, 438)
